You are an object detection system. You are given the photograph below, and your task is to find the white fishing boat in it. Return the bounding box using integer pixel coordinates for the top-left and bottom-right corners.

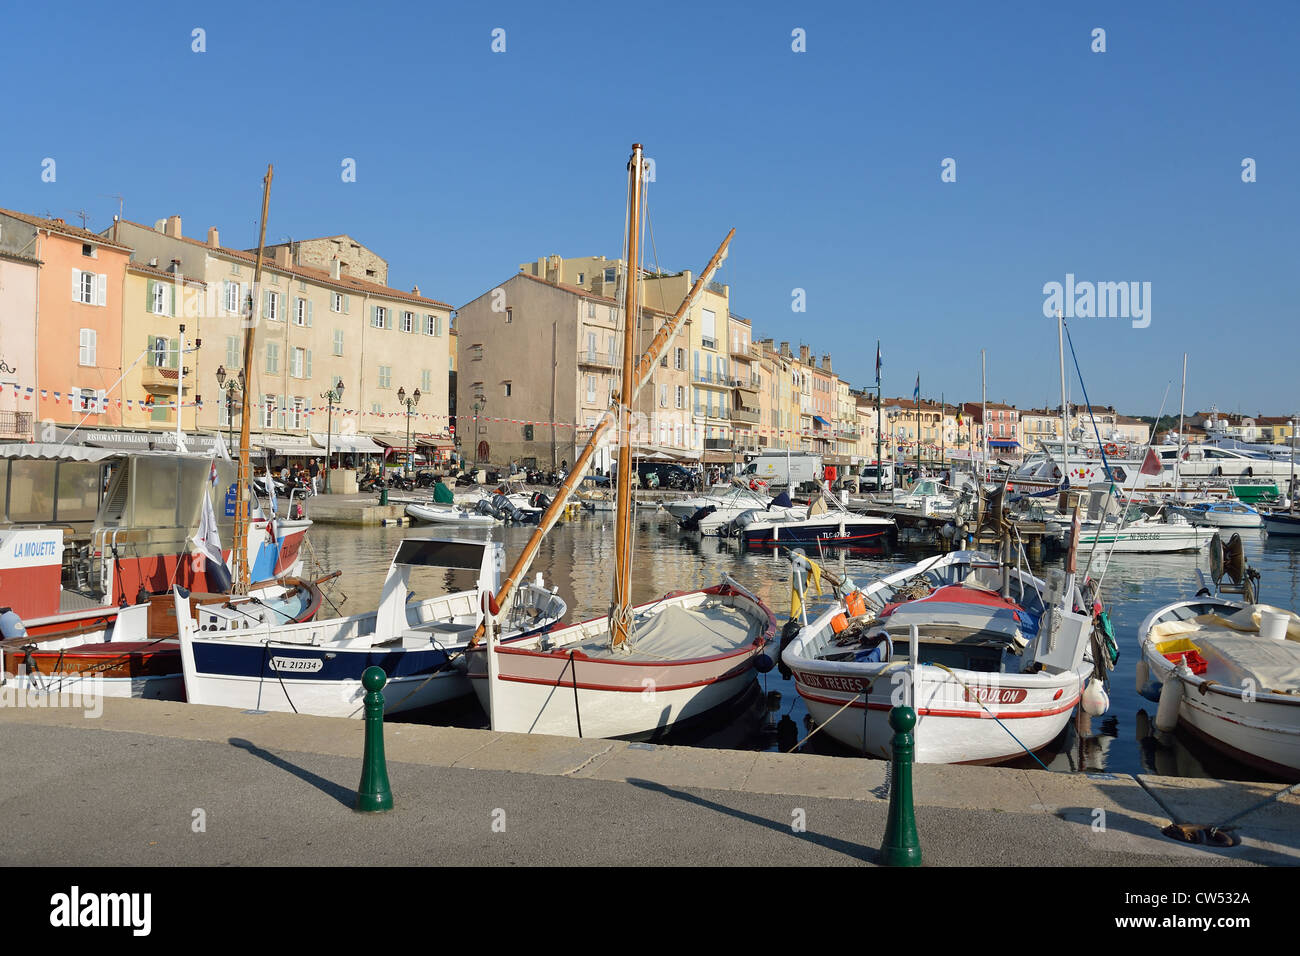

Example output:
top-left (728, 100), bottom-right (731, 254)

top-left (1264, 511), bottom-right (1300, 537)
top-left (679, 487), bottom-right (807, 535)
top-left (734, 497), bottom-right (895, 548)
top-left (1047, 512), bottom-right (1214, 553)
top-left (1138, 536), bottom-right (1300, 779)
top-left (173, 537), bottom-right (566, 717)
top-left (405, 502), bottom-right (497, 527)
top-left (465, 144), bottom-right (778, 740)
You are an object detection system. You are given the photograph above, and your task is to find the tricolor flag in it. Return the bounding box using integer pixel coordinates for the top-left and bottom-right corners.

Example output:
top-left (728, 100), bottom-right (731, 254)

top-left (875, 343), bottom-right (882, 386)
top-left (913, 375), bottom-right (920, 402)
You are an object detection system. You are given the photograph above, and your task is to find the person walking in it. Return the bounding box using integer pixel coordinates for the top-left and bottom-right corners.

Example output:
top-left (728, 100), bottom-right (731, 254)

top-left (308, 458), bottom-right (321, 495)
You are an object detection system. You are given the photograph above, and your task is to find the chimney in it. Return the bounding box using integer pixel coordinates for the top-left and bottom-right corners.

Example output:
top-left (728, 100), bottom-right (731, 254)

top-left (153, 219), bottom-right (167, 233)
top-left (412, 285), bottom-right (421, 297)
top-left (207, 227), bottom-right (220, 248)
top-left (779, 341), bottom-right (792, 359)
top-left (169, 258), bottom-right (182, 275)
top-left (545, 255), bottom-right (560, 284)
top-left (148, 257), bottom-right (159, 268)
top-left (821, 354), bottom-right (832, 372)
top-left (330, 257), bottom-right (341, 280)
top-left (799, 344), bottom-right (811, 365)
top-left (164, 215), bottom-right (182, 238)
top-left (274, 246), bottom-right (291, 269)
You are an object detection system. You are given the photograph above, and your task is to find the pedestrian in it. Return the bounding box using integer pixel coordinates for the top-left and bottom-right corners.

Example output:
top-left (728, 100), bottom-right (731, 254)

top-left (309, 458), bottom-right (320, 494)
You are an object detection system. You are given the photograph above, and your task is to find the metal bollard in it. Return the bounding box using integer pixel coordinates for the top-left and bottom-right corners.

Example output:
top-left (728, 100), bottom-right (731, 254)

top-left (880, 705), bottom-right (921, 866)
top-left (379, 486), bottom-right (389, 506)
top-left (356, 666), bottom-right (393, 813)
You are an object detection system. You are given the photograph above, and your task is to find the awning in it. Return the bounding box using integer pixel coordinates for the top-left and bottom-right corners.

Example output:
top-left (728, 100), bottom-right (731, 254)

top-left (416, 436), bottom-right (455, 448)
top-left (0, 442), bottom-right (120, 462)
top-left (988, 440), bottom-right (1021, 448)
top-left (311, 433), bottom-right (385, 455)
top-left (813, 416), bottom-right (831, 427)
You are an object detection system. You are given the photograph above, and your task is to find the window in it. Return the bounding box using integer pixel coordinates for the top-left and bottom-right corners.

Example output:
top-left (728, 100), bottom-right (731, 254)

top-left (82, 243), bottom-right (96, 258)
top-left (332, 292), bottom-right (343, 313)
top-left (675, 348), bottom-right (684, 370)
top-left (73, 269), bottom-right (100, 305)
top-left (231, 263), bottom-right (241, 275)
top-left (676, 385), bottom-right (684, 409)
top-left (587, 302), bottom-right (595, 318)
top-left (264, 395), bottom-right (276, 428)
top-left (586, 375), bottom-right (596, 403)
top-left (372, 306), bottom-right (388, 329)
top-left (701, 309), bottom-right (716, 349)
top-left (604, 267), bottom-right (616, 284)
top-left (295, 297), bottom-right (310, 326)
top-left (333, 329), bottom-right (344, 356)
top-left (425, 314), bottom-right (440, 336)
top-left (587, 332), bottom-right (597, 361)
top-left (152, 281), bottom-right (168, 315)
top-left (79, 329), bottom-right (96, 366)
top-left (401, 311), bottom-right (415, 333)
top-left (607, 335), bottom-right (616, 365)
top-left (505, 307), bottom-right (513, 324)
top-left (503, 382), bottom-right (512, 397)
top-left (371, 402), bottom-right (381, 415)
top-left (264, 290), bottom-right (280, 321)
top-left (291, 347), bottom-right (305, 378)
top-left (77, 388), bottom-right (103, 414)
top-left (378, 365), bottom-right (391, 389)
top-left (660, 384), bottom-right (667, 407)
top-left (299, 280), bottom-right (307, 292)
top-left (151, 336), bottom-right (168, 367)
top-left (292, 398), bottom-right (305, 429)
top-left (224, 281), bottom-right (240, 314)
top-left (577, 273), bottom-right (585, 285)
top-left (265, 342), bottom-right (279, 374)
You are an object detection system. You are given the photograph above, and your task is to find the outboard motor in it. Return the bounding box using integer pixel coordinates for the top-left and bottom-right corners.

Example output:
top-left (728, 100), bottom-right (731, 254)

top-left (679, 505), bottom-right (716, 532)
top-left (474, 498), bottom-right (500, 519)
top-left (530, 492), bottom-right (551, 510)
top-left (492, 493), bottom-right (527, 523)
top-left (725, 509), bottom-right (760, 538)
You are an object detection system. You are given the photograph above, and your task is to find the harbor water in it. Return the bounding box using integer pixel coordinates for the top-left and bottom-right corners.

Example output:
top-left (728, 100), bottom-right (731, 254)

top-left (303, 507), bottom-right (1300, 780)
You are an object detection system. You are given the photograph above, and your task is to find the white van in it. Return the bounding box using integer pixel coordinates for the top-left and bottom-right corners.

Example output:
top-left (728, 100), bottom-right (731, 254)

top-left (740, 451), bottom-right (822, 490)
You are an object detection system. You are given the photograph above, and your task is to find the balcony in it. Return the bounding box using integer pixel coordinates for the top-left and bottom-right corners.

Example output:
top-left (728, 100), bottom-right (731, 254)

top-left (141, 366), bottom-right (182, 390)
top-left (579, 350), bottom-right (617, 369)
top-left (730, 343), bottom-right (752, 361)
top-left (704, 438), bottom-right (733, 451)
top-left (731, 407), bottom-right (759, 425)
top-left (0, 410), bottom-right (32, 440)
top-left (692, 369), bottom-right (731, 389)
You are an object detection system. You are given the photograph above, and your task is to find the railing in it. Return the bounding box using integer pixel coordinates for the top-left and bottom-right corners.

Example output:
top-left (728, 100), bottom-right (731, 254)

top-left (731, 407), bottom-right (759, 424)
top-left (692, 369), bottom-right (730, 386)
top-left (579, 350), bottom-right (617, 368)
top-left (0, 410), bottom-right (32, 438)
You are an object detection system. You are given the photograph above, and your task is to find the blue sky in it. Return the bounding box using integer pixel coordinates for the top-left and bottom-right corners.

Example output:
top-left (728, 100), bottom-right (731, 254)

top-left (4, 0), bottom-right (1296, 417)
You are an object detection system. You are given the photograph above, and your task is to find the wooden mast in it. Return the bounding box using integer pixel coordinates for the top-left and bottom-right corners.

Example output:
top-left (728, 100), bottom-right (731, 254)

top-left (231, 164), bottom-right (273, 595)
top-left (475, 229), bottom-right (735, 635)
top-left (610, 144), bottom-right (644, 648)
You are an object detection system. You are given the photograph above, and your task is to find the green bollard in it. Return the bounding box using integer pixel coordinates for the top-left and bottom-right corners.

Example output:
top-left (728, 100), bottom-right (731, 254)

top-left (356, 666), bottom-right (393, 813)
top-left (880, 705), bottom-right (921, 866)
top-left (379, 487), bottom-right (389, 506)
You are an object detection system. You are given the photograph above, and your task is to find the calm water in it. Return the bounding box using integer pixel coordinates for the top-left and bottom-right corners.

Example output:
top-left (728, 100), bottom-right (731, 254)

top-left (304, 507), bottom-right (1300, 779)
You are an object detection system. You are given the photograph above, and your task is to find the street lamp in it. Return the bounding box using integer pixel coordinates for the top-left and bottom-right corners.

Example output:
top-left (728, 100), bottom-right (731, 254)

top-left (215, 365), bottom-right (244, 452)
top-left (321, 379), bottom-right (344, 494)
top-left (471, 396), bottom-right (487, 472)
top-left (397, 386), bottom-right (420, 477)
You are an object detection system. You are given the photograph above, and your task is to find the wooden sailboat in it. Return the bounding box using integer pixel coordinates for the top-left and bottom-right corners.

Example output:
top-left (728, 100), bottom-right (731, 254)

top-left (465, 144), bottom-right (777, 739)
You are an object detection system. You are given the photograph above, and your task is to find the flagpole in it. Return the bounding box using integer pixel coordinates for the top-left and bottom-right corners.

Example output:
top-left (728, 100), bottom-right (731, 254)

top-left (915, 374), bottom-right (921, 478)
top-left (875, 340), bottom-right (882, 479)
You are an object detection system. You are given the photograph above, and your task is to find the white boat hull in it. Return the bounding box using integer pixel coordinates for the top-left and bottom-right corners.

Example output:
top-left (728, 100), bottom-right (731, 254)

top-left (405, 503), bottom-right (496, 527)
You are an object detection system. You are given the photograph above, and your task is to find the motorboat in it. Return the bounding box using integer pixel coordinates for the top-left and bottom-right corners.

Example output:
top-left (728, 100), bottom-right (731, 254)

top-left (1169, 499), bottom-right (1263, 529)
top-left (1138, 535), bottom-right (1300, 778)
top-left (732, 495), bottom-right (895, 547)
top-left (173, 536), bottom-right (566, 717)
top-left (405, 502), bottom-right (497, 527)
top-left (678, 487), bottom-right (807, 535)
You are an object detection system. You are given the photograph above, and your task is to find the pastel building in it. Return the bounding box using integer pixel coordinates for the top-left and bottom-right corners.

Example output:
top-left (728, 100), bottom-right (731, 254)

top-left (0, 248), bottom-right (39, 441)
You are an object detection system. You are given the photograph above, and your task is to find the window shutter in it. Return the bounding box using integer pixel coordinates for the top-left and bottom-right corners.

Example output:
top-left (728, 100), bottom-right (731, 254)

top-left (372, 305), bottom-right (378, 326)
top-left (97, 274), bottom-right (107, 306)
top-left (169, 338), bottom-right (179, 370)
top-left (145, 334), bottom-right (156, 367)
top-left (263, 289), bottom-right (271, 321)
top-left (305, 350), bottom-right (312, 378)
top-left (307, 300), bottom-right (314, 326)
top-left (343, 294), bottom-right (350, 314)
top-left (72, 268), bottom-right (82, 301)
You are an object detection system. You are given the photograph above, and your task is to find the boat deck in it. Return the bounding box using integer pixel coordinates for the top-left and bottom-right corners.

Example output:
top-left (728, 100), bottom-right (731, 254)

top-left (564, 601), bottom-right (762, 663)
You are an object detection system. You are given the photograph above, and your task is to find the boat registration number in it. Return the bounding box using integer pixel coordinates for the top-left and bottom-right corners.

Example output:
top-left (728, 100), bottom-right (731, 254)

top-left (963, 687), bottom-right (1027, 704)
top-left (269, 657), bottom-right (323, 673)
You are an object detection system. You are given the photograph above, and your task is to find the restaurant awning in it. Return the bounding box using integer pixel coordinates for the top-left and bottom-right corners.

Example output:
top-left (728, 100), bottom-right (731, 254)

top-left (988, 440), bottom-right (1021, 448)
top-left (311, 433), bottom-right (385, 455)
top-left (813, 416), bottom-right (831, 427)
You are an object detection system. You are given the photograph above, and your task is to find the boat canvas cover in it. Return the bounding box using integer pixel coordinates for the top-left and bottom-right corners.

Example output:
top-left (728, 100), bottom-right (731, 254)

top-left (1151, 606), bottom-right (1300, 690)
top-left (880, 585), bottom-right (1037, 644)
top-left (579, 603), bottom-right (759, 662)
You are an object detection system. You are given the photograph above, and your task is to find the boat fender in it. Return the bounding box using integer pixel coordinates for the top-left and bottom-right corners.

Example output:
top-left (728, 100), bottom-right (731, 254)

top-left (1081, 677), bottom-right (1109, 717)
top-left (754, 653), bottom-right (775, 674)
top-left (777, 618), bottom-right (802, 680)
top-left (0, 607), bottom-right (26, 639)
top-left (1135, 657), bottom-right (1150, 695)
top-left (1155, 664), bottom-right (1187, 732)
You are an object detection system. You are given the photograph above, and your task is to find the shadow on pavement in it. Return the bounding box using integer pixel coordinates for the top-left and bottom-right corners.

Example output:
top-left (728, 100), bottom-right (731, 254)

top-left (627, 777), bottom-right (878, 863)
top-left (229, 737), bottom-right (356, 809)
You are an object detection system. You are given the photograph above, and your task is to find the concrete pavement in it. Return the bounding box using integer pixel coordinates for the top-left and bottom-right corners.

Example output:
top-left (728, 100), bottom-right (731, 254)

top-left (1, 697), bottom-right (1297, 866)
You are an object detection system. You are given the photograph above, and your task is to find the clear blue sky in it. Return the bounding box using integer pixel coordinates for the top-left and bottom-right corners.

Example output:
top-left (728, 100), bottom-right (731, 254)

top-left (5, 0), bottom-right (1296, 417)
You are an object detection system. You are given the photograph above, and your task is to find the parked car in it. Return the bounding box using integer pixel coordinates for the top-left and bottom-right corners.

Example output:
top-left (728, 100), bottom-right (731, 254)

top-left (635, 462), bottom-right (698, 491)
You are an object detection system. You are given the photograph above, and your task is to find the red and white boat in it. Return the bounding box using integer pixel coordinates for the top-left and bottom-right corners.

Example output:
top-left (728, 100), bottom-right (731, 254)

top-left (465, 144), bottom-right (777, 740)
top-left (781, 534), bottom-right (1114, 764)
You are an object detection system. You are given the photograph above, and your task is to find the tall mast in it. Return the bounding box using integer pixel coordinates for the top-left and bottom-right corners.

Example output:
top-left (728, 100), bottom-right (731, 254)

top-left (1175, 352), bottom-right (1187, 496)
top-left (1057, 310), bottom-right (1069, 490)
top-left (980, 349), bottom-right (986, 481)
top-left (232, 164), bottom-right (273, 595)
top-left (610, 144), bottom-right (644, 648)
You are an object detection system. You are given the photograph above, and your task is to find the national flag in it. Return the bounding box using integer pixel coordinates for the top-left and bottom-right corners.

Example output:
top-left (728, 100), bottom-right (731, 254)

top-left (913, 374), bottom-right (920, 402)
top-left (192, 485), bottom-right (232, 593)
top-left (1140, 446), bottom-right (1162, 476)
top-left (875, 343), bottom-right (882, 386)
top-left (956, 407), bottom-right (964, 426)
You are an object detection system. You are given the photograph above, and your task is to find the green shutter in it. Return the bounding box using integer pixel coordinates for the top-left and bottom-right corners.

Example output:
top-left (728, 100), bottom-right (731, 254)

top-left (146, 279), bottom-right (155, 312)
top-left (307, 300), bottom-right (314, 326)
top-left (169, 338), bottom-right (179, 369)
top-left (343, 294), bottom-right (350, 314)
top-left (305, 350), bottom-right (312, 378)
top-left (145, 334), bottom-right (156, 367)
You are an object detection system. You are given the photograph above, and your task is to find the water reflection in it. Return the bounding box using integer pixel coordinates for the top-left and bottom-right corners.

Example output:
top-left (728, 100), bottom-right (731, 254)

top-left (304, 516), bottom-right (1300, 778)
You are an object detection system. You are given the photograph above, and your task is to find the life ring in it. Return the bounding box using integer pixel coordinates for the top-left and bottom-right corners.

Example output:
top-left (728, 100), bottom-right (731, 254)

top-left (1104, 443), bottom-right (1119, 456)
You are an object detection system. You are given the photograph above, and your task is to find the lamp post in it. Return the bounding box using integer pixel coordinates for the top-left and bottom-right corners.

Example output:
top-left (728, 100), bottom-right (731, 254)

top-left (321, 379), bottom-right (344, 494)
top-left (471, 396), bottom-right (486, 472)
top-left (397, 386), bottom-right (420, 477)
top-left (215, 365), bottom-right (244, 453)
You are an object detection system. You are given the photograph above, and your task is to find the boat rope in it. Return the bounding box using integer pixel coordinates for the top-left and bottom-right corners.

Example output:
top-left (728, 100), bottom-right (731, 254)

top-left (929, 662), bottom-right (1054, 772)
top-left (260, 641), bottom-right (299, 714)
top-left (784, 689), bottom-right (866, 753)
top-left (347, 638), bottom-right (463, 718)
top-left (567, 650), bottom-right (583, 738)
